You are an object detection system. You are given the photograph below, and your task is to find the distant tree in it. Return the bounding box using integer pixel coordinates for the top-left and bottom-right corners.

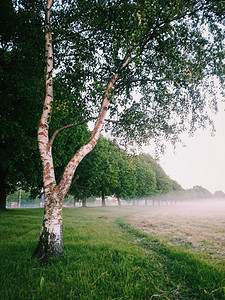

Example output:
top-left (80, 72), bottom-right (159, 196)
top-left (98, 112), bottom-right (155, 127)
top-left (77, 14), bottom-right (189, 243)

top-left (185, 185), bottom-right (213, 199)
top-left (214, 190), bottom-right (225, 199)
top-left (6, 190), bottom-right (40, 205)
top-left (135, 157), bottom-right (156, 199)
top-left (138, 154), bottom-right (181, 195)
top-left (68, 143), bottom-right (98, 207)
top-left (68, 136), bottom-right (122, 207)
top-left (89, 138), bottom-right (121, 206)
top-left (114, 154), bottom-right (137, 205)
top-left (171, 180), bottom-right (183, 192)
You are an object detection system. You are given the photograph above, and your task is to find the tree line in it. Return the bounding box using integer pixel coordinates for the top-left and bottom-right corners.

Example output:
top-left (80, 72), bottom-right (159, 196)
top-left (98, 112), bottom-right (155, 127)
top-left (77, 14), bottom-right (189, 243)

top-left (6, 135), bottom-right (182, 207)
top-left (67, 138), bottom-right (183, 206)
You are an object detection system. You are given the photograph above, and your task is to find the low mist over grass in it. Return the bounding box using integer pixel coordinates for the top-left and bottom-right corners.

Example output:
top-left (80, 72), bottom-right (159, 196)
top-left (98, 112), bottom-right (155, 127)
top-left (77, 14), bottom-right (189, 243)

top-left (1, 203), bottom-right (225, 299)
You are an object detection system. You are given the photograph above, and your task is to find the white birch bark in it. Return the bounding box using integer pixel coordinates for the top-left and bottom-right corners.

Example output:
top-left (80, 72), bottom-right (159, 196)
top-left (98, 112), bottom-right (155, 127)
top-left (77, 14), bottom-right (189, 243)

top-left (34, 0), bottom-right (131, 259)
top-left (34, 0), bottom-right (63, 258)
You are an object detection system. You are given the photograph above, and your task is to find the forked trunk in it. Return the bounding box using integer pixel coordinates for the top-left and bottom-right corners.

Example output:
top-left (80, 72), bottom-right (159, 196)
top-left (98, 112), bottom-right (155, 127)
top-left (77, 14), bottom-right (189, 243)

top-left (34, 0), bottom-right (131, 260)
top-left (32, 193), bottom-right (63, 259)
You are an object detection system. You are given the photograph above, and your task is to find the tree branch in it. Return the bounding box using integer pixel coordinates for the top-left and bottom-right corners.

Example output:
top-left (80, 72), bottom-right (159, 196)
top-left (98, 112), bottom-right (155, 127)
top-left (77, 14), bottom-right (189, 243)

top-left (49, 116), bottom-right (121, 149)
top-left (105, 118), bottom-right (121, 125)
top-left (49, 119), bottom-right (87, 148)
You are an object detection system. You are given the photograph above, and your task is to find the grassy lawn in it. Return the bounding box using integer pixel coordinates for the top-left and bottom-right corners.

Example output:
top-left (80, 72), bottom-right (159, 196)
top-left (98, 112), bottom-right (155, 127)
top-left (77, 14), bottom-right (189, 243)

top-left (0, 206), bottom-right (225, 299)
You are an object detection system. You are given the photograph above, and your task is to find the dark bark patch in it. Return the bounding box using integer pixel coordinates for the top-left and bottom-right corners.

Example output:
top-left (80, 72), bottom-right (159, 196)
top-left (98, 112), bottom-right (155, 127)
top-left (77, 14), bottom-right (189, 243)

top-left (32, 224), bottom-right (63, 261)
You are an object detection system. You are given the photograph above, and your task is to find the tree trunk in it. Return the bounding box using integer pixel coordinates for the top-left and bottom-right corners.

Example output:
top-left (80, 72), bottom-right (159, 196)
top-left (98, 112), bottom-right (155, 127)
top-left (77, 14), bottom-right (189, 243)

top-left (32, 193), bottom-right (63, 259)
top-left (117, 198), bottom-right (121, 206)
top-left (102, 191), bottom-right (106, 206)
top-left (0, 184), bottom-right (7, 210)
top-left (33, 0), bottom-right (131, 260)
top-left (82, 196), bottom-right (87, 207)
top-left (0, 168), bottom-right (7, 210)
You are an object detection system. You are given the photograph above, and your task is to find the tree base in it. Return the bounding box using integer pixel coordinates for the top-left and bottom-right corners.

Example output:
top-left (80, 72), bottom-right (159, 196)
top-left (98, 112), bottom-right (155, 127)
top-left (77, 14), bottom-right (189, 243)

top-left (32, 226), bottom-right (63, 260)
top-left (0, 207), bottom-right (7, 211)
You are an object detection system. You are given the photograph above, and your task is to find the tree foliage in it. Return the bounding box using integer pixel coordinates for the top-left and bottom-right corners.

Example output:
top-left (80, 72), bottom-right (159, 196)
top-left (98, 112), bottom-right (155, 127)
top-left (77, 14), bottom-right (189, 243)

top-left (135, 157), bottom-right (156, 197)
top-left (69, 137), bottom-right (121, 205)
top-left (68, 137), bottom-right (182, 204)
top-left (138, 154), bottom-right (182, 194)
top-left (0, 0), bottom-right (44, 209)
top-left (48, 0), bottom-right (225, 146)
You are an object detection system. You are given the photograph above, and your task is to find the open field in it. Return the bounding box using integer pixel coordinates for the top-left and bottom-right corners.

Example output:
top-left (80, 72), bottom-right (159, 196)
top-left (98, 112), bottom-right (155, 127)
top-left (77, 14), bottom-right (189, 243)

top-left (130, 200), bottom-right (225, 266)
top-left (1, 204), bottom-right (225, 299)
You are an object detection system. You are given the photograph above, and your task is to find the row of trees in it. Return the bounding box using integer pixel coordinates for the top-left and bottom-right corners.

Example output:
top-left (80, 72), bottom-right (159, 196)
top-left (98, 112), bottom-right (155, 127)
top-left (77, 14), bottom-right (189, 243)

top-left (66, 138), bottom-right (183, 206)
top-left (180, 186), bottom-right (225, 200)
top-left (6, 136), bottom-right (182, 207)
top-left (8, 181), bottom-right (225, 208)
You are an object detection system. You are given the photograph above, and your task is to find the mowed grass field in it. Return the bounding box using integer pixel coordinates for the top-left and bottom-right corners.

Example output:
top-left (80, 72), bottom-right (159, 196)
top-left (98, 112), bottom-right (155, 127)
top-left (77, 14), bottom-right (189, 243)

top-left (1, 205), bottom-right (225, 299)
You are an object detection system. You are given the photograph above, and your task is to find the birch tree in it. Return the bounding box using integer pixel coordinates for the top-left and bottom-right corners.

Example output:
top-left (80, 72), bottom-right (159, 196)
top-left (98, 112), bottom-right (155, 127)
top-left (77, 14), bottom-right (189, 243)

top-left (33, 0), bottom-right (224, 259)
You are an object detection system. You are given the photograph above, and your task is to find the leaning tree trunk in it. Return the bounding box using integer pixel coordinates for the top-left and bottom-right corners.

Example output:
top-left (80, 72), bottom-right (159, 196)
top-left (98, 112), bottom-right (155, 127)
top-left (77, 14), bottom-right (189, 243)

top-left (33, 0), bottom-right (132, 260)
top-left (32, 0), bottom-right (60, 259)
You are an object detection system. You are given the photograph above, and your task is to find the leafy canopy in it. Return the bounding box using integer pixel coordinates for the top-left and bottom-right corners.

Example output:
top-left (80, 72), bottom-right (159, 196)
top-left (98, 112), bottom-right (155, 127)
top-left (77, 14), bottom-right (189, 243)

top-left (50, 0), bottom-right (224, 147)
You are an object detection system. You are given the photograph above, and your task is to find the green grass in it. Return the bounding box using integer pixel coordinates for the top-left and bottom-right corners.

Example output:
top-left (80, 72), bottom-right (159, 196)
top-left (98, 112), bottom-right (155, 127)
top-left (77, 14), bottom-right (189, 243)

top-left (0, 207), bottom-right (225, 299)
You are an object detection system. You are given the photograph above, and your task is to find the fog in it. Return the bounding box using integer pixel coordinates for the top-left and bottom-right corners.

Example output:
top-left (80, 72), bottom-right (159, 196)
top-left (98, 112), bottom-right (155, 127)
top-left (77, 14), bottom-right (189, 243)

top-left (77, 195), bottom-right (225, 261)
top-left (126, 198), bottom-right (225, 261)
top-left (129, 198), bottom-right (225, 222)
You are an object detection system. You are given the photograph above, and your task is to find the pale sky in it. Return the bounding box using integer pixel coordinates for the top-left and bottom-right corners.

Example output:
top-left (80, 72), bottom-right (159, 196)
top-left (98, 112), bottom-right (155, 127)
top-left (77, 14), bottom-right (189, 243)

top-left (144, 99), bottom-right (225, 194)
